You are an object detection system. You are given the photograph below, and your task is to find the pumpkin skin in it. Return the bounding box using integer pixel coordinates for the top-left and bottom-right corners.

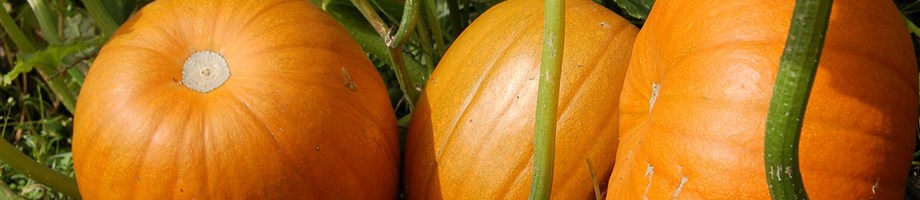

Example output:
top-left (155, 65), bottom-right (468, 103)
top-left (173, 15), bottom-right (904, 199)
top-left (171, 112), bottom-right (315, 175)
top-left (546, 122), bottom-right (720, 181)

top-left (607, 0), bottom-right (918, 199)
top-left (403, 0), bottom-right (637, 199)
top-left (72, 0), bottom-right (399, 199)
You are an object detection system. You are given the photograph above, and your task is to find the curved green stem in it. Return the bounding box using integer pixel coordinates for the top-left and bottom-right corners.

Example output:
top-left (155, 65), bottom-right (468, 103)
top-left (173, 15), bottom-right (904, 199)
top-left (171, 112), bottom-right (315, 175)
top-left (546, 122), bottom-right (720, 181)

top-left (764, 0), bottom-right (833, 199)
top-left (26, 0), bottom-right (62, 45)
top-left (351, 0), bottom-right (421, 105)
top-left (81, 0), bottom-right (118, 36)
top-left (0, 139), bottom-right (79, 198)
top-left (0, 5), bottom-right (36, 52)
top-left (530, 0), bottom-right (564, 199)
top-left (352, 0), bottom-right (390, 41)
top-left (389, 0), bottom-right (418, 48)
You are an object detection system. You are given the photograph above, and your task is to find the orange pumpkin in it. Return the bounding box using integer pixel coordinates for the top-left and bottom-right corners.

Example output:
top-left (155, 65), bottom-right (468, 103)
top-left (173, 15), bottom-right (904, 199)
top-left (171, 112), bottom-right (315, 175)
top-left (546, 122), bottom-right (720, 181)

top-left (607, 0), bottom-right (918, 199)
top-left (72, 0), bottom-right (399, 199)
top-left (403, 0), bottom-right (637, 199)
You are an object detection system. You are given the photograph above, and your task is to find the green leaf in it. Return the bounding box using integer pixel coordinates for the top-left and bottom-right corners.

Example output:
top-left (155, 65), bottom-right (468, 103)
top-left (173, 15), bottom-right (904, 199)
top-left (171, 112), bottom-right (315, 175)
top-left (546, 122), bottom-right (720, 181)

top-left (62, 13), bottom-right (97, 42)
top-left (2, 42), bottom-right (95, 86)
top-left (611, 0), bottom-right (655, 21)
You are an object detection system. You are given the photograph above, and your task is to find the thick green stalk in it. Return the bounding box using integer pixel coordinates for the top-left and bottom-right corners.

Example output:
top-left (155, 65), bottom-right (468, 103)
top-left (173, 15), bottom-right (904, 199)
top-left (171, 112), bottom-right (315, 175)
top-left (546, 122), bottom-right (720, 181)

top-left (764, 0), bottom-right (833, 199)
top-left (530, 0), bottom-right (564, 199)
top-left (352, 0), bottom-right (390, 41)
top-left (390, 0), bottom-right (418, 47)
top-left (0, 139), bottom-right (79, 198)
top-left (0, 5), bottom-right (36, 52)
top-left (26, 0), bottom-right (62, 45)
top-left (351, 0), bottom-right (421, 105)
top-left (81, 0), bottom-right (118, 36)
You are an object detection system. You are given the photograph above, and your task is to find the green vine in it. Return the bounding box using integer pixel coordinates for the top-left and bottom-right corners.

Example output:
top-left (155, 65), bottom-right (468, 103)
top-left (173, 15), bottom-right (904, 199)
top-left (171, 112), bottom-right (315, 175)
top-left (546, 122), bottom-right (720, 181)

top-left (81, 0), bottom-right (118, 36)
top-left (0, 139), bottom-right (80, 198)
top-left (764, 0), bottom-right (833, 199)
top-left (530, 0), bottom-right (564, 199)
top-left (351, 0), bottom-right (422, 106)
top-left (26, 0), bottom-right (62, 45)
top-left (0, 5), bottom-right (35, 52)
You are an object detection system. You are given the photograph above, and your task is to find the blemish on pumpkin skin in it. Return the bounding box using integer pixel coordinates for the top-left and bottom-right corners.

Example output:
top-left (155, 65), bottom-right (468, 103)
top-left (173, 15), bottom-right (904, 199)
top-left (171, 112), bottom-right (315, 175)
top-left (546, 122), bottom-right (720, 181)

top-left (649, 83), bottom-right (661, 113)
top-left (871, 177), bottom-right (879, 197)
top-left (600, 22), bottom-right (609, 29)
top-left (644, 164), bottom-right (654, 199)
top-left (342, 67), bottom-right (357, 91)
top-left (672, 176), bottom-right (688, 200)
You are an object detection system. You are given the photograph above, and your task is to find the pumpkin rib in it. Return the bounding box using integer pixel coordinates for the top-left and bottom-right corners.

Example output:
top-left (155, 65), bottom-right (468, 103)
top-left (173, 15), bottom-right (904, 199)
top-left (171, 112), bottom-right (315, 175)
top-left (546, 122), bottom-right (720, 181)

top-left (234, 1), bottom-right (294, 34)
top-left (231, 94), bottom-right (286, 156)
top-left (493, 156), bottom-right (533, 200)
top-left (127, 126), bottom-right (162, 199)
top-left (437, 20), bottom-right (539, 153)
top-left (404, 0), bottom-right (637, 199)
top-left (243, 44), bottom-right (351, 67)
top-left (556, 32), bottom-right (629, 116)
top-left (822, 48), bottom-right (917, 89)
top-left (439, 18), bottom-right (538, 124)
top-left (236, 24), bottom-right (344, 57)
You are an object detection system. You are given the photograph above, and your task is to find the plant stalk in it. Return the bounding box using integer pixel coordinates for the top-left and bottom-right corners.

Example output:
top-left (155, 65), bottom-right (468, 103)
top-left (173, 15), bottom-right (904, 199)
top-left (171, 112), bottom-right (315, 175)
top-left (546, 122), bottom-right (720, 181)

top-left (81, 0), bottom-right (118, 36)
top-left (0, 5), bottom-right (36, 52)
top-left (351, 0), bottom-right (421, 105)
top-left (26, 0), bottom-right (62, 45)
top-left (764, 0), bottom-right (833, 199)
top-left (0, 139), bottom-right (79, 198)
top-left (390, 0), bottom-right (418, 48)
top-left (530, 0), bottom-right (564, 199)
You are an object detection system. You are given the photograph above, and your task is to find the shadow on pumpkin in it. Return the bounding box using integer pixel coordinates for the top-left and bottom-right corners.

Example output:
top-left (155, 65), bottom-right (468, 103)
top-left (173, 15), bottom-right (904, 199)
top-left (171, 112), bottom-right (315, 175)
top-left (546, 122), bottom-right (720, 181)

top-left (797, 2), bottom-right (918, 197)
top-left (401, 98), bottom-right (443, 199)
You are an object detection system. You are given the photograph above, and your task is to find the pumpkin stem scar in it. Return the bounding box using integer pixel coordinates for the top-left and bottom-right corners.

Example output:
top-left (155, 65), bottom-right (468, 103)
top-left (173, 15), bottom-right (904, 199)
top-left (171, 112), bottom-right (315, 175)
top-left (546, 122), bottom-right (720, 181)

top-left (182, 50), bottom-right (230, 93)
